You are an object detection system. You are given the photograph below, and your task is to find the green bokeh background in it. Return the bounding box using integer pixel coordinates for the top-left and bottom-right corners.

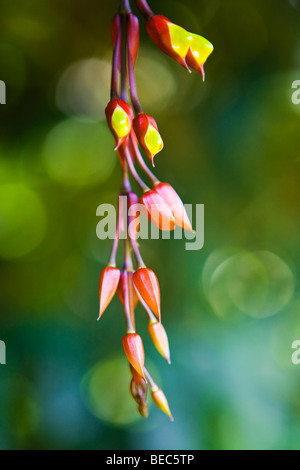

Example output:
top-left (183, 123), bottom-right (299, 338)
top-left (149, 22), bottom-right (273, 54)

top-left (0, 0), bottom-right (300, 450)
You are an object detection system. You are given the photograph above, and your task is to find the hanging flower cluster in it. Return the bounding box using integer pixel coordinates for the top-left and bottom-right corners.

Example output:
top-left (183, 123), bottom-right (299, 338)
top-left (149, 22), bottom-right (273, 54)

top-left (99, 0), bottom-right (213, 420)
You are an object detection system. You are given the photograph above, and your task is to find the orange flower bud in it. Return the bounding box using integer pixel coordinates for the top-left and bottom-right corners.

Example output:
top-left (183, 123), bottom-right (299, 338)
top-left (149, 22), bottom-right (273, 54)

top-left (133, 114), bottom-right (164, 166)
top-left (148, 321), bottom-right (171, 364)
top-left (154, 182), bottom-right (193, 232)
top-left (122, 333), bottom-right (145, 379)
top-left (139, 189), bottom-right (175, 231)
top-left (118, 271), bottom-right (139, 310)
top-left (151, 388), bottom-right (174, 421)
top-left (105, 99), bottom-right (134, 150)
top-left (133, 268), bottom-right (161, 321)
top-left (145, 15), bottom-right (213, 78)
top-left (98, 267), bottom-right (120, 320)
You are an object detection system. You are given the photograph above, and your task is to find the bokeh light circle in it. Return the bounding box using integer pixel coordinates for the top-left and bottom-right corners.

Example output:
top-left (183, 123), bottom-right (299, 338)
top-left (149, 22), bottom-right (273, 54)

top-left (202, 250), bottom-right (294, 319)
top-left (81, 356), bottom-right (141, 426)
top-left (43, 119), bottom-right (116, 187)
top-left (0, 183), bottom-right (47, 259)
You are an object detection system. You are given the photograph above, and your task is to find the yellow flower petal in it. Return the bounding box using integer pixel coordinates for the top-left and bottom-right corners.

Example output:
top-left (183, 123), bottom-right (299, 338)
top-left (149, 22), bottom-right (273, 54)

top-left (144, 124), bottom-right (163, 156)
top-left (167, 23), bottom-right (190, 58)
top-left (189, 33), bottom-right (214, 65)
top-left (111, 105), bottom-right (130, 139)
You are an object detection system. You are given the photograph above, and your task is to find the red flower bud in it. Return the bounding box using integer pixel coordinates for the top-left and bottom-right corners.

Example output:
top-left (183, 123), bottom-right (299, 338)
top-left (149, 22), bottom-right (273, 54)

top-left (146, 15), bottom-right (189, 71)
top-left (118, 271), bottom-right (139, 310)
top-left (98, 267), bottom-right (121, 319)
top-left (128, 13), bottom-right (140, 68)
top-left (151, 388), bottom-right (174, 421)
top-left (154, 182), bottom-right (193, 232)
top-left (133, 114), bottom-right (164, 166)
top-left (133, 268), bottom-right (161, 321)
top-left (139, 189), bottom-right (175, 231)
top-left (122, 333), bottom-right (145, 379)
top-left (105, 99), bottom-right (134, 150)
top-left (145, 15), bottom-right (213, 78)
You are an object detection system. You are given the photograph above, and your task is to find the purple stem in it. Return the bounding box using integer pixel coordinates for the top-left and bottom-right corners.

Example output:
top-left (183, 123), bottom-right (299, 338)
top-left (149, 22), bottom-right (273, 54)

top-left (130, 134), bottom-right (160, 185)
top-left (134, 0), bottom-right (154, 20)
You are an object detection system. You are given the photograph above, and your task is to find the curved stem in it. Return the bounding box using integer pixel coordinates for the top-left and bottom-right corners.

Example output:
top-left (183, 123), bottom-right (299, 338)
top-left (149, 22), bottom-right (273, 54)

top-left (120, 7), bottom-right (129, 101)
top-left (125, 145), bottom-right (149, 192)
top-left (130, 133), bottom-right (160, 185)
top-left (134, 0), bottom-right (154, 20)
top-left (121, 159), bottom-right (132, 193)
top-left (128, 48), bottom-right (143, 114)
top-left (108, 218), bottom-right (120, 266)
top-left (111, 25), bottom-right (121, 99)
top-left (144, 367), bottom-right (158, 391)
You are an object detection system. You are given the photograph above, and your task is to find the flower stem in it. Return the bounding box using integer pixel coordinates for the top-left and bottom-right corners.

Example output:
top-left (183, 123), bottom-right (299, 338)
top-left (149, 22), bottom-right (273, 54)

top-left (128, 48), bottom-right (143, 115)
top-left (134, 0), bottom-right (154, 20)
top-left (144, 367), bottom-right (158, 392)
top-left (130, 133), bottom-right (160, 185)
top-left (125, 145), bottom-right (149, 192)
top-left (120, 5), bottom-right (129, 101)
top-left (111, 20), bottom-right (121, 100)
top-left (108, 217), bottom-right (120, 267)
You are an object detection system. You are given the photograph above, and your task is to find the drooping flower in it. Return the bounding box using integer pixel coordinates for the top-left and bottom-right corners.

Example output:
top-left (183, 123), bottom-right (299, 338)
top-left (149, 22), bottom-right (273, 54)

top-left (139, 189), bottom-right (175, 231)
top-left (105, 99), bottom-right (134, 150)
top-left (133, 113), bottom-right (164, 166)
top-left (154, 182), bottom-right (193, 232)
top-left (133, 268), bottom-right (161, 320)
top-left (122, 333), bottom-right (145, 378)
top-left (98, 267), bottom-right (120, 320)
top-left (148, 321), bottom-right (171, 363)
top-left (145, 15), bottom-right (213, 79)
top-left (128, 13), bottom-right (140, 67)
top-left (118, 271), bottom-right (139, 310)
top-left (151, 387), bottom-right (174, 421)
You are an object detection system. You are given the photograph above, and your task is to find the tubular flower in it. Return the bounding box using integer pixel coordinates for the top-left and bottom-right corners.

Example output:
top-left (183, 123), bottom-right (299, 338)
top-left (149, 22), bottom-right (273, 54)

top-left (105, 99), bottom-right (134, 150)
top-left (118, 271), bottom-right (139, 311)
top-left (151, 387), bottom-right (174, 421)
top-left (98, 267), bottom-right (120, 320)
top-left (154, 182), bottom-right (193, 232)
top-left (133, 268), bottom-right (161, 321)
top-left (96, 0), bottom-right (213, 421)
top-left (148, 321), bottom-right (171, 364)
top-left (145, 15), bottom-right (213, 79)
top-left (133, 113), bottom-right (163, 166)
top-left (128, 13), bottom-right (140, 67)
top-left (122, 333), bottom-right (145, 379)
top-left (139, 189), bottom-right (175, 231)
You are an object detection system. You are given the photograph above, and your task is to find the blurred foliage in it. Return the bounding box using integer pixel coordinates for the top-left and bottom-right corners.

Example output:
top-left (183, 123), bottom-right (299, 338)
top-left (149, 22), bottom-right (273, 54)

top-left (0, 0), bottom-right (300, 450)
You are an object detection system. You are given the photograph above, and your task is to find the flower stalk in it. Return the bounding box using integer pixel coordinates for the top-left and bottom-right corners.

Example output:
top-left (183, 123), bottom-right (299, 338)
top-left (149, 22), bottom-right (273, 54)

top-left (98, 0), bottom-right (213, 420)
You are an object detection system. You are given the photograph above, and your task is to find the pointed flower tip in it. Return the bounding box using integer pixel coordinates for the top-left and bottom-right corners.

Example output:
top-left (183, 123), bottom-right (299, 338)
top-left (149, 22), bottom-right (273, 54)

top-left (133, 114), bottom-right (164, 164)
top-left (151, 389), bottom-right (173, 421)
top-left (98, 266), bottom-right (120, 318)
top-left (148, 321), bottom-right (170, 363)
top-left (140, 190), bottom-right (175, 231)
top-left (154, 182), bottom-right (193, 232)
top-left (122, 333), bottom-right (145, 379)
top-left (133, 268), bottom-right (161, 321)
top-left (146, 15), bottom-right (213, 77)
top-left (105, 99), bottom-right (133, 148)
